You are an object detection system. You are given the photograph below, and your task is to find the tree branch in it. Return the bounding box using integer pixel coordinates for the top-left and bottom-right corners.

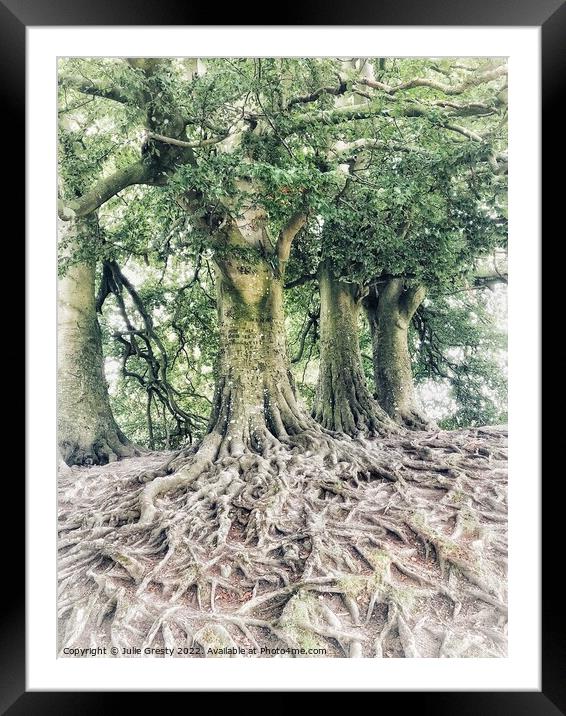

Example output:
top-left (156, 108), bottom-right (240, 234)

top-left (59, 74), bottom-right (133, 105)
top-left (292, 311), bottom-right (318, 363)
top-left (59, 159), bottom-right (154, 219)
top-left (401, 284), bottom-right (427, 320)
top-left (330, 124), bottom-right (506, 176)
top-left (356, 65), bottom-right (506, 97)
top-left (286, 79), bottom-right (348, 109)
top-left (287, 97), bottom-right (501, 135)
top-left (147, 130), bottom-right (232, 149)
top-left (277, 212), bottom-right (308, 266)
top-left (285, 273), bottom-right (317, 290)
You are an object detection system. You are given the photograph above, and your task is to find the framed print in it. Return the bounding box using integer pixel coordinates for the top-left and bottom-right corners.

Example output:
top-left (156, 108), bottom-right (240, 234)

top-left (7, 1), bottom-right (557, 709)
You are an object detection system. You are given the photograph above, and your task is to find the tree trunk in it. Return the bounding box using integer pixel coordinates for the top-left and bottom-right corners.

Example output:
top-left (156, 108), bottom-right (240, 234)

top-left (313, 263), bottom-right (393, 436)
top-left (365, 278), bottom-right (432, 430)
top-left (58, 220), bottom-right (135, 465)
top-left (206, 243), bottom-right (314, 457)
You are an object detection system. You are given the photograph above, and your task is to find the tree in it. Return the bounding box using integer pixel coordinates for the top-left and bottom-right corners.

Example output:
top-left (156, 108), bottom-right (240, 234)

top-left (312, 261), bottom-right (394, 434)
top-left (57, 215), bottom-right (136, 464)
top-left (324, 130), bottom-right (506, 427)
top-left (57, 58), bottom-right (197, 463)
top-left (364, 279), bottom-right (430, 428)
top-left (59, 56), bottom-right (507, 445)
top-left (282, 58), bottom-right (508, 432)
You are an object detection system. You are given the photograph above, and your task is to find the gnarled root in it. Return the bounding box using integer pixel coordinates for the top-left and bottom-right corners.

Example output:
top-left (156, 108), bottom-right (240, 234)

top-left (395, 407), bottom-right (437, 432)
top-left (58, 426), bottom-right (507, 658)
top-left (60, 428), bottom-right (141, 467)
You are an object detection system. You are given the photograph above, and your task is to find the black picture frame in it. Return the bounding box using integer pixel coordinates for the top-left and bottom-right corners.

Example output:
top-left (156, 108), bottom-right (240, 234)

top-left (9, 1), bottom-right (555, 710)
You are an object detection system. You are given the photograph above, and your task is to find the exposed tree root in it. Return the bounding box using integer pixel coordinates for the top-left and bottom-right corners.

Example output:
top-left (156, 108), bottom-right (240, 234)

top-left (393, 406), bottom-right (437, 432)
top-left (60, 428), bottom-right (140, 467)
top-left (58, 426), bottom-right (507, 658)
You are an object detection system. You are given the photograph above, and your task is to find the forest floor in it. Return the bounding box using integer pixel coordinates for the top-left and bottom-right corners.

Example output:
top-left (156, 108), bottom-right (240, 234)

top-left (58, 426), bottom-right (507, 658)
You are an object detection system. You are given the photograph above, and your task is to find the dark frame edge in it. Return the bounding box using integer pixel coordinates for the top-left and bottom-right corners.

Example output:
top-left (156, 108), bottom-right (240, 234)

top-left (541, 2), bottom-right (566, 714)
top-left (1, 0), bottom-right (26, 714)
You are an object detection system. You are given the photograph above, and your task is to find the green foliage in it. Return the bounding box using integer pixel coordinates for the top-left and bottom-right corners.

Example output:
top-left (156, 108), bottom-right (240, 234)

top-left (57, 56), bottom-right (508, 444)
top-left (320, 148), bottom-right (506, 291)
top-left (411, 290), bottom-right (507, 428)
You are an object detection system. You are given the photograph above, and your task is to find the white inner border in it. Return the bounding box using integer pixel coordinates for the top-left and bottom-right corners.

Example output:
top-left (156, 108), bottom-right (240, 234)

top-left (27, 27), bottom-right (541, 691)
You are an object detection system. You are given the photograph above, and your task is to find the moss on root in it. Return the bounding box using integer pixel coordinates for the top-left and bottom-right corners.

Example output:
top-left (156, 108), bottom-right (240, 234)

top-left (278, 591), bottom-right (326, 654)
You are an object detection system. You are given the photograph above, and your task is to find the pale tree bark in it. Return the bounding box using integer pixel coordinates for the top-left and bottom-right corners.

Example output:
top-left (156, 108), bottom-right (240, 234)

top-left (365, 278), bottom-right (433, 430)
top-left (58, 218), bottom-right (136, 465)
top-left (313, 262), bottom-right (393, 436)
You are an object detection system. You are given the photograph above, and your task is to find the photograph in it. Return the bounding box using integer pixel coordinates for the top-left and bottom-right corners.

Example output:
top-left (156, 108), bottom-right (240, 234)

top-left (56, 55), bottom-right (509, 660)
